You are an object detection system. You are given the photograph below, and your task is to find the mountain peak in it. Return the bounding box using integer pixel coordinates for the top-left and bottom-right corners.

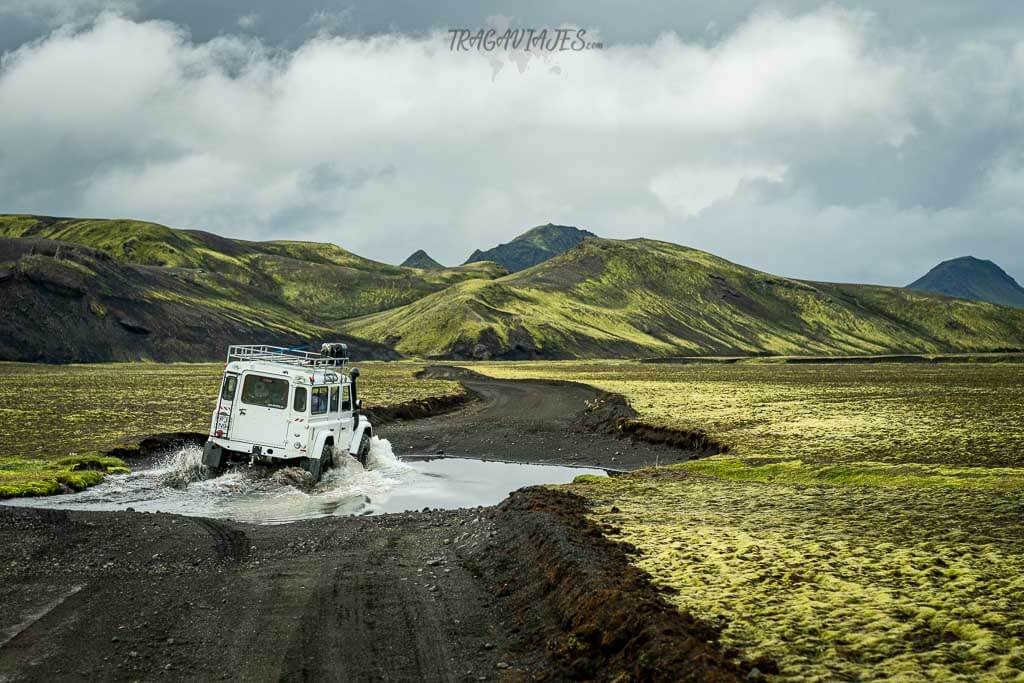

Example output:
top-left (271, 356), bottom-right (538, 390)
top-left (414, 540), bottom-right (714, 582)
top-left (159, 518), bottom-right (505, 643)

top-left (401, 249), bottom-right (444, 270)
top-left (463, 223), bottom-right (597, 272)
top-left (908, 256), bottom-right (1024, 309)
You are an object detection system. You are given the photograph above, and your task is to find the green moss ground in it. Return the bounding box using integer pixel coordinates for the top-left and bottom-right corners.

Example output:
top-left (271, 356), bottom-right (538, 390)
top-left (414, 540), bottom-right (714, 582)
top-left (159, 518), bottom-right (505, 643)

top-left (473, 360), bottom-right (1024, 680)
top-left (0, 454), bottom-right (129, 498)
top-left (571, 472), bottom-right (1024, 681)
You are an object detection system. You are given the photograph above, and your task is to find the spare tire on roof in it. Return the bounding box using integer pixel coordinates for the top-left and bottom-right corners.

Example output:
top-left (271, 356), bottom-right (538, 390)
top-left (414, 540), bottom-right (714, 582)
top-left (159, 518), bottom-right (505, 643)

top-left (320, 342), bottom-right (348, 358)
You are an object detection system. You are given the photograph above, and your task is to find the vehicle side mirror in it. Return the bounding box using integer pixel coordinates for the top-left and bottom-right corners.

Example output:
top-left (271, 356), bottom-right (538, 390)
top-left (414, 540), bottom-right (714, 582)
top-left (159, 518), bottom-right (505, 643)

top-left (356, 399), bottom-right (362, 409)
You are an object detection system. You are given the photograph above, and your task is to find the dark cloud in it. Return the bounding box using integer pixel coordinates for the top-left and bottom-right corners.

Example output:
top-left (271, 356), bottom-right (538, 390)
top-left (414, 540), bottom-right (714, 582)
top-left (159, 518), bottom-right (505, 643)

top-left (0, 3), bottom-right (1022, 285)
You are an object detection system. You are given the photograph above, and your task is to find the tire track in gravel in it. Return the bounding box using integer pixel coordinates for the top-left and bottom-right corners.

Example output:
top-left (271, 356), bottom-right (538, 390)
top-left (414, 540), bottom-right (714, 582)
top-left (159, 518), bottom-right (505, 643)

top-left (192, 517), bottom-right (249, 562)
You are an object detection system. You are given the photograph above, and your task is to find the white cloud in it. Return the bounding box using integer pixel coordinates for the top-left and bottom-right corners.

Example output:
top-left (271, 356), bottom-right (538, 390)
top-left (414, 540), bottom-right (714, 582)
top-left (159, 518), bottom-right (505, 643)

top-left (0, 9), bottom-right (1021, 283)
top-left (237, 13), bottom-right (261, 30)
top-left (650, 162), bottom-right (787, 217)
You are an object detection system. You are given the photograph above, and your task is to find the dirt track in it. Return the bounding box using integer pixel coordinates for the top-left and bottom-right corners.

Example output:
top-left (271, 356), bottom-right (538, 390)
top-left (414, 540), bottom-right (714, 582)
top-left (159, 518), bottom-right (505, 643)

top-left (0, 368), bottom-right (739, 682)
top-left (379, 366), bottom-right (699, 470)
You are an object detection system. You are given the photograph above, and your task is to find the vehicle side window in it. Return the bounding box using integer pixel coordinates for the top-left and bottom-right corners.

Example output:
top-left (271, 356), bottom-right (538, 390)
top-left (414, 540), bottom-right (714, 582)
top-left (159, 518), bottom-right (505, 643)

top-left (241, 375), bottom-right (288, 409)
top-left (221, 375), bottom-right (238, 401)
top-left (311, 386), bottom-right (328, 415)
top-left (293, 387), bottom-right (307, 412)
top-left (341, 385), bottom-right (351, 411)
top-left (330, 385), bottom-right (339, 413)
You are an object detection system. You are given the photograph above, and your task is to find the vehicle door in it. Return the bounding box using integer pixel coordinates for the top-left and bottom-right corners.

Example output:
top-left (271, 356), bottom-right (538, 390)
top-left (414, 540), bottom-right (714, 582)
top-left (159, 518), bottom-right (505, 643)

top-left (330, 382), bottom-right (354, 444)
top-left (212, 372), bottom-right (238, 438)
top-left (231, 373), bottom-right (289, 446)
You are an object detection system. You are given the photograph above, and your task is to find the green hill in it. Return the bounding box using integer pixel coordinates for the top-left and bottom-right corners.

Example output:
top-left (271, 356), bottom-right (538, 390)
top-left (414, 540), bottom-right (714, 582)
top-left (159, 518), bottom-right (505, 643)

top-left (343, 238), bottom-right (1024, 359)
top-left (401, 249), bottom-right (445, 270)
top-left (6, 214), bottom-right (1024, 362)
top-left (464, 223), bottom-right (596, 272)
top-left (908, 256), bottom-right (1024, 309)
top-left (0, 215), bottom-right (505, 323)
top-left (0, 214), bottom-right (507, 361)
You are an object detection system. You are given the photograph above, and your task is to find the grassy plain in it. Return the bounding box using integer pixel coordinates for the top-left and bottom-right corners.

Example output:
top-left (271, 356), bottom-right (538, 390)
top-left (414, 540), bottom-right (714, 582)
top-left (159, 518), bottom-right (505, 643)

top-left (572, 473), bottom-right (1024, 681)
top-left (472, 360), bottom-right (1024, 681)
top-left (0, 361), bottom-right (461, 496)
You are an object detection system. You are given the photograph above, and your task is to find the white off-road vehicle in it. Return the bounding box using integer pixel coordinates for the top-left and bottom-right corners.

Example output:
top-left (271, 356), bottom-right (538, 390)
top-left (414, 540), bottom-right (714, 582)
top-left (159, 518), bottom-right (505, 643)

top-left (202, 343), bottom-right (373, 482)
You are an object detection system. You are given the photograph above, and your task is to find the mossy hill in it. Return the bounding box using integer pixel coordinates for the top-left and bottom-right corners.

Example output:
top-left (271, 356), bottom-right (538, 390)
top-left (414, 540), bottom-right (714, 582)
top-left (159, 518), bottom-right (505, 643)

top-left (5, 215), bottom-right (1024, 362)
top-left (0, 215), bottom-right (504, 361)
top-left (464, 223), bottom-right (596, 272)
top-left (343, 238), bottom-right (1024, 359)
top-left (908, 256), bottom-right (1024, 309)
top-left (401, 250), bottom-right (445, 270)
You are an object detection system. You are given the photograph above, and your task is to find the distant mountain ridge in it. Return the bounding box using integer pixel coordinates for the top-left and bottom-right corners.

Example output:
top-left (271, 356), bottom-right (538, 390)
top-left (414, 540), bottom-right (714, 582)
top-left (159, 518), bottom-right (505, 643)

top-left (908, 256), bottom-right (1024, 309)
top-left (345, 238), bottom-right (1024, 359)
top-left (464, 223), bottom-right (596, 272)
top-left (5, 213), bottom-right (1024, 362)
top-left (401, 249), bottom-right (444, 269)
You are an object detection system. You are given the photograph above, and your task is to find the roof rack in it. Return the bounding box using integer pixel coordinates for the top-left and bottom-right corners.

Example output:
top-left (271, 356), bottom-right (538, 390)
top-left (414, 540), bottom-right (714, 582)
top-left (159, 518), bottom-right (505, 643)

top-left (226, 344), bottom-right (348, 368)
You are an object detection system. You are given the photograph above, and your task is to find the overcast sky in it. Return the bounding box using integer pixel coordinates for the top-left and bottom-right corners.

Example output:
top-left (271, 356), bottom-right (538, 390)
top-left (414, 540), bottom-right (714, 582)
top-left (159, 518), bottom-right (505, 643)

top-left (1, 1), bottom-right (1023, 285)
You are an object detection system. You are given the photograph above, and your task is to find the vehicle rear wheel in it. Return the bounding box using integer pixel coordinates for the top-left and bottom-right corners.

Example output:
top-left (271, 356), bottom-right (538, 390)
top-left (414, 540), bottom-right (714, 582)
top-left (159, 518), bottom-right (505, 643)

top-left (356, 433), bottom-right (371, 467)
top-left (321, 442), bottom-right (334, 473)
top-left (301, 455), bottom-right (323, 483)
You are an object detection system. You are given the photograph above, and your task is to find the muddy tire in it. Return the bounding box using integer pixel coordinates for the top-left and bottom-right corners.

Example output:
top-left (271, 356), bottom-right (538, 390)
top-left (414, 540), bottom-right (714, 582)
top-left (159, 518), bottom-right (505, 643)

top-left (356, 433), bottom-right (371, 466)
top-left (321, 442), bottom-right (333, 473)
top-left (202, 441), bottom-right (224, 469)
top-left (301, 455), bottom-right (323, 483)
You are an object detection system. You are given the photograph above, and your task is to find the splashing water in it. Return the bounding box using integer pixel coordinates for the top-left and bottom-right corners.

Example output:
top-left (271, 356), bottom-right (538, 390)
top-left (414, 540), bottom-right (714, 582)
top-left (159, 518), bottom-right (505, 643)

top-left (158, 444), bottom-right (208, 489)
top-left (2, 436), bottom-right (605, 524)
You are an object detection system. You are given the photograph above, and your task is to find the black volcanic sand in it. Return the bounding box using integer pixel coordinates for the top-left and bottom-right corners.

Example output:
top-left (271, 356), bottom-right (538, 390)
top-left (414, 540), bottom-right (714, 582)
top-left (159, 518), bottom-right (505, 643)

top-left (381, 366), bottom-right (718, 470)
top-left (0, 368), bottom-right (754, 681)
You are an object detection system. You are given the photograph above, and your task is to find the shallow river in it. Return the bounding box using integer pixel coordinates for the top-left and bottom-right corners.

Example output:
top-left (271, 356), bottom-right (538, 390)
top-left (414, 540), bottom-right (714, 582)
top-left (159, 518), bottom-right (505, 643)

top-left (4, 437), bottom-right (606, 524)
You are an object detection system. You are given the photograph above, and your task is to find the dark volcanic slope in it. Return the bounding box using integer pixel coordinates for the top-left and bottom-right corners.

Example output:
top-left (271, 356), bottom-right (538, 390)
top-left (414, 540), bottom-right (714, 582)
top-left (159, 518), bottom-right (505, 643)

top-left (909, 256), bottom-right (1024, 309)
top-left (464, 223), bottom-right (596, 272)
top-left (0, 214), bottom-right (504, 324)
top-left (0, 237), bottom-right (393, 362)
top-left (0, 214), bottom-right (509, 362)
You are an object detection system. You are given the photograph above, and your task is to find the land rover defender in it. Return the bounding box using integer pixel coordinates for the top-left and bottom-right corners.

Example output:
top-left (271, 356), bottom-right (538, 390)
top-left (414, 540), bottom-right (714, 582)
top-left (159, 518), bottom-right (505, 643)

top-left (201, 343), bottom-right (373, 482)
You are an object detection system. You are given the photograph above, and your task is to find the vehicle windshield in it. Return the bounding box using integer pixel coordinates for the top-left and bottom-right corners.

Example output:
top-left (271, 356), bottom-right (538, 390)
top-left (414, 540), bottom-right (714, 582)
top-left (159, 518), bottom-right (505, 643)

top-left (240, 375), bottom-right (288, 409)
